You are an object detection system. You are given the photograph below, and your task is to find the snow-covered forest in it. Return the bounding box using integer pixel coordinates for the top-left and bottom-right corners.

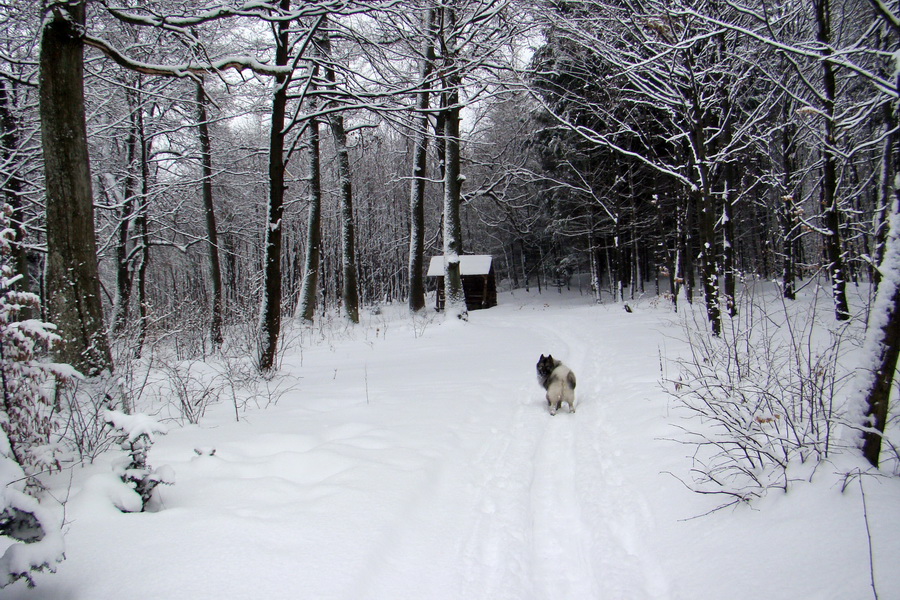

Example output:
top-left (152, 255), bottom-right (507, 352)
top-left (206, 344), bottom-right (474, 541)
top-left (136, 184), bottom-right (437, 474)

top-left (2, 0), bottom-right (900, 597)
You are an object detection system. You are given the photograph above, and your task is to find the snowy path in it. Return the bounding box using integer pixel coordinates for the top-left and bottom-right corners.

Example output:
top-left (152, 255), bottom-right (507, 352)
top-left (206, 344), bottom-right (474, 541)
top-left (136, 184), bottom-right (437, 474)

top-left (300, 294), bottom-right (676, 600)
top-left (9, 288), bottom-right (899, 599)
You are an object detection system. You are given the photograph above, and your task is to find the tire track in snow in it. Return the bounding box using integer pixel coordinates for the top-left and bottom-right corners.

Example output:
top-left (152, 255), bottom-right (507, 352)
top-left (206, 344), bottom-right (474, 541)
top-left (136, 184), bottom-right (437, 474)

top-left (349, 300), bottom-right (672, 599)
top-left (458, 386), bottom-right (543, 600)
top-left (525, 304), bottom-right (671, 599)
top-left (527, 416), bottom-right (600, 599)
top-left (454, 307), bottom-right (606, 600)
top-left (574, 308), bottom-right (672, 600)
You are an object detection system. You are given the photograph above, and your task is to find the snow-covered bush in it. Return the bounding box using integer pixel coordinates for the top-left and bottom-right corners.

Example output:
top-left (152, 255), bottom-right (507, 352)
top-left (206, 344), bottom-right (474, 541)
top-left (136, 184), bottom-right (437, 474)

top-left (666, 284), bottom-right (857, 507)
top-left (0, 207), bottom-right (72, 476)
top-left (0, 202), bottom-right (69, 587)
top-left (57, 374), bottom-right (128, 462)
top-left (105, 410), bottom-right (173, 511)
top-left (156, 361), bottom-right (223, 424)
top-left (0, 428), bottom-right (64, 588)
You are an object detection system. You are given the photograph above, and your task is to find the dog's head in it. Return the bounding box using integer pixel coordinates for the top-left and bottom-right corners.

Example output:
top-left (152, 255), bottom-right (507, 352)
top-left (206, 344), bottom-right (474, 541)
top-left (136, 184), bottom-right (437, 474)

top-left (536, 354), bottom-right (556, 382)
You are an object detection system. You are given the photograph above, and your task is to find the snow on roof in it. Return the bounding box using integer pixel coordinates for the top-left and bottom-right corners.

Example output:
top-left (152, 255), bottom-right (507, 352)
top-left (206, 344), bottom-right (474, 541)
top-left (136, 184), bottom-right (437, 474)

top-left (426, 255), bottom-right (493, 277)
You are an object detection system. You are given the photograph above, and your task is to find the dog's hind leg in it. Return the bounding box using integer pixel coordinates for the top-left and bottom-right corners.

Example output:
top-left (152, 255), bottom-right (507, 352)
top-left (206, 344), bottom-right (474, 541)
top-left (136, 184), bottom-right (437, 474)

top-left (547, 392), bottom-right (561, 416)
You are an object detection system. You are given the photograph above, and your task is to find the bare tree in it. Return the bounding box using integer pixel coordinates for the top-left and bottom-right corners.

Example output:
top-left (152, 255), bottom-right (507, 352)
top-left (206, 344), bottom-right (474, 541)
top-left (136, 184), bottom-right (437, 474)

top-left (858, 0), bottom-right (900, 468)
top-left (319, 19), bottom-right (361, 323)
top-left (439, 4), bottom-right (467, 319)
top-left (408, 5), bottom-right (437, 313)
top-left (40, 1), bottom-right (113, 376)
top-left (196, 77), bottom-right (225, 348)
top-left (813, 0), bottom-right (850, 321)
top-left (0, 80), bottom-right (31, 304)
top-left (297, 65), bottom-right (324, 324)
top-left (258, 0), bottom-right (301, 373)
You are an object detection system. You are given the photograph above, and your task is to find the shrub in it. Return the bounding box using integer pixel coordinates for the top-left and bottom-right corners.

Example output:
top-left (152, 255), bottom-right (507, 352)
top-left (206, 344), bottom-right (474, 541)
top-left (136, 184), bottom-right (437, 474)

top-left (666, 284), bottom-right (856, 507)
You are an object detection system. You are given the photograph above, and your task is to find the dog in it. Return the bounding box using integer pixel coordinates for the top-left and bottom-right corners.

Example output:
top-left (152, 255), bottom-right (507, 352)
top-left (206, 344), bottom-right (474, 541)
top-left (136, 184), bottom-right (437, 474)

top-left (536, 354), bottom-right (576, 415)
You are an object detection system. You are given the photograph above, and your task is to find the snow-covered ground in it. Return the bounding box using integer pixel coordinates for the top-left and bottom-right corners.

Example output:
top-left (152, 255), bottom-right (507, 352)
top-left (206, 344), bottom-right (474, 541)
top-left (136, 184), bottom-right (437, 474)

top-left (6, 286), bottom-right (900, 599)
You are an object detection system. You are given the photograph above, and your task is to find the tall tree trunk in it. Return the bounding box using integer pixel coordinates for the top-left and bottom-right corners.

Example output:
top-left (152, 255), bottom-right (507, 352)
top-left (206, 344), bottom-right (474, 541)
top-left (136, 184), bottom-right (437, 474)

top-left (408, 6), bottom-right (436, 313)
top-left (779, 102), bottom-right (799, 300)
top-left (39, 1), bottom-right (113, 376)
top-left (331, 116), bottom-right (359, 324)
top-left (442, 86), bottom-right (466, 319)
top-left (872, 75), bottom-right (898, 291)
top-left (683, 190), bottom-right (695, 305)
top-left (112, 88), bottom-right (139, 335)
top-left (297, 74), bottom-right (322, 323)
top-left (721, 108), bottom-right (737, 317)
top-left (814, 0), bottom-right (850, 321)
top-left (196, 78), bottom-right (224, 347)
top-left (697, 184), bottom-right (721, 336)
top-left (611, 220), bottom-right (623, 303)
top-left (688, 109), bottom-right (721, 335)
top-left (588, 209), bottom-right (602, 303)
top-left (441, 9), bottom-right (466, 320)
top-left (0, 80), bottom-right (30, 303)
top-left (257, 0), bottom-right (291, 372)
top-left (133, 96), bottom-right (151, 359)
top-left (859, 189), bottom-right (900, 468)
top-left (722, 164), bottom-right (737, 317)
top-left (671, 191), bottom-right (685, 310)
top-left (320, 28), bottom-right (359, 324)
top-left (859, 18), bottom-right (900, 465)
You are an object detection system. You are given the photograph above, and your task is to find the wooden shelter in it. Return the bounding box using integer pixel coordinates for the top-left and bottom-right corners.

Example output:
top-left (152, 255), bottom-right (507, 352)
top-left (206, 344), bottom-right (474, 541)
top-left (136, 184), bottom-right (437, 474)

top-left (427, 255), bottom-right (498, 311)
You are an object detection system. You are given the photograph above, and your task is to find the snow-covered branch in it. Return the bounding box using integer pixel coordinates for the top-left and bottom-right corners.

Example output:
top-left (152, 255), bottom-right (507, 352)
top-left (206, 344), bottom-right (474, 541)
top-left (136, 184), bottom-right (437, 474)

top-left (83, 35), bottom-right (291, 78)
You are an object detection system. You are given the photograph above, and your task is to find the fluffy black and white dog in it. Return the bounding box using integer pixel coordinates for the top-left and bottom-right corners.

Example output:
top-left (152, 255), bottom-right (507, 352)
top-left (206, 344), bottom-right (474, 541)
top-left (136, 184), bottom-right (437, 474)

top-left (536, 354), bottom-right (577, 415)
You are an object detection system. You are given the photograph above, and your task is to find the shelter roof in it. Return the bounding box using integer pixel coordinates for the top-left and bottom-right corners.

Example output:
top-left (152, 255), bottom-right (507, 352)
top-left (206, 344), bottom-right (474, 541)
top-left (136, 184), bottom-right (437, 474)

top-left (426, 255), bottom-right (493, 277)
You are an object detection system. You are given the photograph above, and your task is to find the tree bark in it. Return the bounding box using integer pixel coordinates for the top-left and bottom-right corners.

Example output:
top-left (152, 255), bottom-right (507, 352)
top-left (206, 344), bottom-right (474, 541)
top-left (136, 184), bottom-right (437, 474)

top-left (39, 1), bottom-right (113, 376)
top-left (320, 27), bottom-right (359, 324)
top-left (441, 39), bottom-right (466, 320)
top-left (685, 56), bottom-right (722, 334)
top-left (697, 184), bottom-right (721, 336)
top-left (0, 80), bottom-right (30, 304)
top-left (297, 76), bottom-right (322, 323)
top-left (814, 0), bottom-right (850, 322)
top-left (683, 191), bottom-right (695, 305)
top-left (111, 89), bottom-right (138, 335)
top-left (860, 44), bottom-right (900, 467)
top-left (872, 71), bottom-right (899, 290)
top-left (408, 6), bottom-right (436, 313)
top-left (133, 96), bottom-right (151, 359)
top-left (257, 0), bottom-right (291, 372)
top-left (721, 102), bottom-right (737, 317)
top-left (860, 192), bottom-right (900, 468)
top-left (196, 78), bottom-right (224, 347)
top-left (688, 108), bottom-right (721, 335)
top-left (779, 96), bottom-right (798, 300)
